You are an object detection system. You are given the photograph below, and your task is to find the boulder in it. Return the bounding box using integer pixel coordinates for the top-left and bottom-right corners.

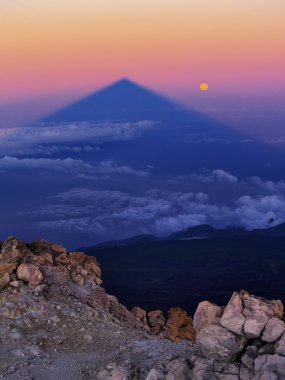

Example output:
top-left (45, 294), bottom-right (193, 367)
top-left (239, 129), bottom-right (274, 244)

top-left (262, 317), bottom-right (285, 343)
top-left (193, 301), bottom-right (223, 332)
top-left (241, 291), bottom-right (283, 338)
top-left (242, 292), bottom-right (283, 318)
top-left (220, 292), bottom-right (245, 335)
top-left (16, 263), bottom-right (43, 287)
top-left (196, 323), bottom-right (246, 361)
top-left (243, 310), bottom-right (271, 338)
top-left (41, 266), bottom-right (70, 285)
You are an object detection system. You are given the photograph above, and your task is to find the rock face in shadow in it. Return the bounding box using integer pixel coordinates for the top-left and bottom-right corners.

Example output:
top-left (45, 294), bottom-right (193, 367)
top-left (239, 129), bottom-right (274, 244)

top-left (2, 236), bottom-right (285, 379)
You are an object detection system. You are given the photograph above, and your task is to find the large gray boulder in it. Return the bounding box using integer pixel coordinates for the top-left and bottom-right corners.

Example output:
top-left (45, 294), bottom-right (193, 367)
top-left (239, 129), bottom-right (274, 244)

top-left (193, 301), bottom-right (223, 332)
top-left (220, 292), bottom-right (245, 335)
top-left (262, 317), bottom-right (285, 343)
top-left (196, 323), bottom-right (246, 361)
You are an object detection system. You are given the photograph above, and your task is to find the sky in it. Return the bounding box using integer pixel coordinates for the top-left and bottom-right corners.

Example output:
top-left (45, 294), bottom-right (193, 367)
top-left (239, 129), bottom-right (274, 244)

top-left (1, 0), bottom-right (285, 102)
top-left (1, 0), bottom-right (285, 248)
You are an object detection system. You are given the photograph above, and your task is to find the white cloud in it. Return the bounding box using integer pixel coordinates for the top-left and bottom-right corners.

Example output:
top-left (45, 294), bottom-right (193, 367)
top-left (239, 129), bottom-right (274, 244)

top-left (248, 176), bottom-right (285, 193)
top-left (0, 156), bottom-right (148, 178)
top-left (0, 120), bottom-right (154, 155)
top-left (29, 188), bottom-right (285, 235)
top-left (180, 169), bottom-right (238, 184)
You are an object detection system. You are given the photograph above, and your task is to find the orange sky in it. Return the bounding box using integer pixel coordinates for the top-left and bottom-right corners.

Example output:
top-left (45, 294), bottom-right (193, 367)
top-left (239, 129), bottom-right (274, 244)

top-left (0, 0), bottom-right (285, 101)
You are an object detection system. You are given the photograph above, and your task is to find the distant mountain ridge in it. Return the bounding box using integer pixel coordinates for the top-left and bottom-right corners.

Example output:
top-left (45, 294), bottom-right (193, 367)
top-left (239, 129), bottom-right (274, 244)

top-left (89, 222), bottom-right (285, 249)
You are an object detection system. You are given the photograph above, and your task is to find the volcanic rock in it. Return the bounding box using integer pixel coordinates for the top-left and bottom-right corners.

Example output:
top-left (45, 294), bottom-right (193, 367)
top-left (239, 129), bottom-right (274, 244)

top-left (193, 300), bottom-right (223, 332)
top-left (17, 263), bottom-right (43, 287)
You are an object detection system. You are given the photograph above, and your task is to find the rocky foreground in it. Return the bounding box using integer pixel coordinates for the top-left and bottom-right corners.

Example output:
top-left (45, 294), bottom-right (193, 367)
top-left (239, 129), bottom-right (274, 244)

top-left (1, 237), bottom-right (285, 379)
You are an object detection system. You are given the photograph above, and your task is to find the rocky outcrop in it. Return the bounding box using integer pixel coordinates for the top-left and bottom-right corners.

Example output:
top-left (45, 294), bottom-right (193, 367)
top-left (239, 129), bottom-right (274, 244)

top-left (191, 290), bottom-right (285, 379)
top-left (131, 306), bottom-right (196, 342)
top-left (0, 236), bottom-right (102, 289)
top-left (2, 236), bottom-right (285, 379)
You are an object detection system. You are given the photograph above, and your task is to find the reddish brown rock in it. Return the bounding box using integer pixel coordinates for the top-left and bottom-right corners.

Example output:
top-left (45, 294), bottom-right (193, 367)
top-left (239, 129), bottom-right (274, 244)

top-left (28, 253), bottom-right (53, 267)
top-left (131, 306), bottom-right (148, 325)
top-left (0, 237), bottom-right (28, 263)
top-left (148, 310), bottom-right (165, 335)
top-left (41, 266), bottom-right (71, 285)
top-left (30, 239), bottom-right (66, 256)
top-left (29, 239), bottom-right (53, 255)
top-left (83, 256), bottom-right (102, 285)
top-left (17, 263), bottom-right (43, 287)
top-left (0, 273), bottom-right (10, 290)
top-left (163, 307), bottom-right (195, 342)
top-left (0, 262), bottom-right (17, 277)
top-left (54, 252), bottom-right (70, 266)
top-left (69, 252), bottom-right (86, 266)
top-left (50, 243), bottom-right (67, 255)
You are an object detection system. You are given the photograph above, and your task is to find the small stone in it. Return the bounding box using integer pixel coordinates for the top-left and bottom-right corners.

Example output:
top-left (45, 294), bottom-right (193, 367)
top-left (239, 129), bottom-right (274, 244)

top-left (50, 315), bottom-right (60, 323)
top-left (10, 280), bottom-right (21, 288)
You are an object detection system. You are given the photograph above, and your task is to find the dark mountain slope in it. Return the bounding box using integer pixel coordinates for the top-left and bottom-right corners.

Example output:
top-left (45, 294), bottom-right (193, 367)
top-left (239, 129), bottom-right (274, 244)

top-left (84, 234), bottom-right (285, 315)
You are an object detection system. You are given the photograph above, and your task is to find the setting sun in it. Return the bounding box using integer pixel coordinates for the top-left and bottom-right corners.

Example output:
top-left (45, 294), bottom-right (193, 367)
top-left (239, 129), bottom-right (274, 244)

top-left (200, 83), bottom-right (209, 91)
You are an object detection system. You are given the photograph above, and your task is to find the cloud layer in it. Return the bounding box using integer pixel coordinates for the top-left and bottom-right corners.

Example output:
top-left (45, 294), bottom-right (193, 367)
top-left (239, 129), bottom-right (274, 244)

top-left (21, 168), bottom-right (285, 237)
top-left (0, 120), bottom-right (154, 155)
top-left (0, 156), bottom-right (148, 177)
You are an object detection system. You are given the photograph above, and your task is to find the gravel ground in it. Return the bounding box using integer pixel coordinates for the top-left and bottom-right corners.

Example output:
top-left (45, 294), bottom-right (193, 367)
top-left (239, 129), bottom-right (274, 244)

top-left (0, 284), bottom-right (197, 380)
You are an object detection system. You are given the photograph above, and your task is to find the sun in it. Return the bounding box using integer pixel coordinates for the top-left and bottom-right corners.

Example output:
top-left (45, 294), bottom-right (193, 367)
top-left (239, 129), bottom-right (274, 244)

top-left (200, 82), bottom-right (209, 91)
